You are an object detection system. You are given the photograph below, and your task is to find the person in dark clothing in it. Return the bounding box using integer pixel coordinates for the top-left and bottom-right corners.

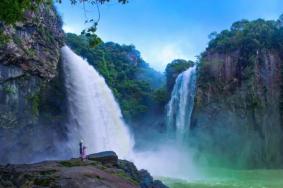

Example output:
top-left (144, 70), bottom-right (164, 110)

top-left (79, 140), bottom-right (83, 160)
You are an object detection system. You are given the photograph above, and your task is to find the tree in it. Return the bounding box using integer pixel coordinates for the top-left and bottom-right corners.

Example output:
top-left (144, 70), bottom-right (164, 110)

top-left (208, 31), bottom-right (217, 40)
top-left (231, 19), bottom-right (249, 31)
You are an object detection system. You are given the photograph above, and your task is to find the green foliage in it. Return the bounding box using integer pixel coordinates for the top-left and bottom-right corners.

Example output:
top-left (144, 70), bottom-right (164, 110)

top-left (27, 92), bottom-right (41, 116)
top-left (207, 19), bottom-right (282, 53)
top-left (59, 160), bottom-right (86, 167)
top-left (0, 29), bottom-right (10, 48)
top-left (0, 0), bottom-right (48, 24)
top-left (81, 23), bottom-right (103, 48)
top-left (65, 33), bottom-right (165, 121)
top-left (3, 85), bottom-right (16, 94)
top-left (33, 177), bottom-right (54, 186)
top-left (153, 87), bottom-right (169, 112)
top-left (199, 15), bottom-right (283, 113)
top-left (0, 0), bottom-right (127, 25)
top-left (165, 59), bottom-right (194, 93)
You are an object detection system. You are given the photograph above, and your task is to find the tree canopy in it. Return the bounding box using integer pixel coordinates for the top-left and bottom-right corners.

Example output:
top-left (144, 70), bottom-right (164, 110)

top-left (207, 17), bottom-right (283, 54)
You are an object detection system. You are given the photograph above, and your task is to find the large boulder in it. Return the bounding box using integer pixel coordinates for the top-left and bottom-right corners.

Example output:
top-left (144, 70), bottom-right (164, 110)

top-left (88, 151), bottom-right (118, 166)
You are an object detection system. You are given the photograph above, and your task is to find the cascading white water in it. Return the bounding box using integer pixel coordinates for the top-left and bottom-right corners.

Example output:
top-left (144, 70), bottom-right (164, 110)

top-left (132, 66), bottom-right (199, 179)
top-left (166, 66), bottom-right (197, 142)
top-left (61, 46), bottom-right (133, 158)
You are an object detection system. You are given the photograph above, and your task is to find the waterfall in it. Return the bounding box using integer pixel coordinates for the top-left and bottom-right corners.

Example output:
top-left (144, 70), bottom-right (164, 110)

top-left (166, 66), bottom-right (197, 141)
top-left (133, 66), bottom-right (198, 178)
top-left (61, 46), bottom-right (133, 159)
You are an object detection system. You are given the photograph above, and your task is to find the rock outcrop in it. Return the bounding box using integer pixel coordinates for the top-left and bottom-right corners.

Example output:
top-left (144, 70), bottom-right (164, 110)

top-left (0, 153), bottom-right (168, 188)
top-left (0, 3), bottom-right (68, 164)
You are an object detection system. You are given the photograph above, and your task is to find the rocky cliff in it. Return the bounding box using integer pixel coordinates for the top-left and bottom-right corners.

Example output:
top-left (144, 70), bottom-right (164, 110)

top-left (0, 151), bottom-right (168, 188)
top-left (190, 19), bottom-right (283, 168)
top-left (0, 3), bottom-right (68, 164)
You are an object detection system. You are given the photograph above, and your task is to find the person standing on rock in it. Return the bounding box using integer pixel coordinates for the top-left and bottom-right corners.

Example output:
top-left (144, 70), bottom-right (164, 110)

top-left (79, 140), bottom-right (83, 160)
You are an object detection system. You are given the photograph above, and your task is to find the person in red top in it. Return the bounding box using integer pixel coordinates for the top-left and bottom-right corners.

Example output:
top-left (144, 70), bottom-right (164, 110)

top-left (82, 146), bottom-right (87, 161)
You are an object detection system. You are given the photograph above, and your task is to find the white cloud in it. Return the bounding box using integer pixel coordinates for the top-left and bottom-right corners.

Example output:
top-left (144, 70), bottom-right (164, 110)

top-left (63, 24), bottom-right (82, 34)
top-left (141, 41), bottom-right (196, 72)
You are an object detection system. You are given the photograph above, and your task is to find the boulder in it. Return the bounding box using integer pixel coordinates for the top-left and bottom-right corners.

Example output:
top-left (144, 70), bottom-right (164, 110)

top-left (88, 151), bottom-right (118, 166)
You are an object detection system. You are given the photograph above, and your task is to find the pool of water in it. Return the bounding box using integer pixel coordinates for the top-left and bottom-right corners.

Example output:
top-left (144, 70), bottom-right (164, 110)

top-left (160, 169), bottom-right (283, 188)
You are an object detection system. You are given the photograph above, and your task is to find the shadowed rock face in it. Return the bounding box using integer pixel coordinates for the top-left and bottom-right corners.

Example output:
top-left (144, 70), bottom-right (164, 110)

top-left (190, 49), bottom-right (283, 168)
top-left (0, 3), bottom-right (68, 164)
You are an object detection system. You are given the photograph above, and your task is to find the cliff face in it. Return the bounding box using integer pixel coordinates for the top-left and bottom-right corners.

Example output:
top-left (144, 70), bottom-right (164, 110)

top-left (191, 48), bottom-right (283, 168)
top-left (0, 3), bottom-right (68, 164)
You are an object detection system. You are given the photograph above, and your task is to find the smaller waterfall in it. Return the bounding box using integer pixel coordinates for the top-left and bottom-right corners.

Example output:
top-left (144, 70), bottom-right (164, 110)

top-left (62, 46), bottom-right (133, 158)
top-left (166, 66), bottom-right (197, 141)
top-left (133, 66), bottom-right (198, 178)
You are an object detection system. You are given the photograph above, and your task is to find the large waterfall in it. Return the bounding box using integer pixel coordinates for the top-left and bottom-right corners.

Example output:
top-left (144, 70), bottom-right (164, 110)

top-left (61, 46), bottom-right (133, 158)
top-left (166, 66), bottom-right (197, 141)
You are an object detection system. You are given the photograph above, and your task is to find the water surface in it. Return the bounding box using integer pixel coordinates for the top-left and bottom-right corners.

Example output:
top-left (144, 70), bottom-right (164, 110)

top-left (161, 168), bottom-right (283, 188)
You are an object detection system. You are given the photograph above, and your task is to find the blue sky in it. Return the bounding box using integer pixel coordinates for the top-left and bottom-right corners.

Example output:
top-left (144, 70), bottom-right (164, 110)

top-left (56, 0), bottom-right (283, 72)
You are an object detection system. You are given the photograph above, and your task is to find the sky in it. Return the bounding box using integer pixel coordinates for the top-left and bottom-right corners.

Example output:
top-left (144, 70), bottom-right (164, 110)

top-left (56, 0), bottom-right (283, 72)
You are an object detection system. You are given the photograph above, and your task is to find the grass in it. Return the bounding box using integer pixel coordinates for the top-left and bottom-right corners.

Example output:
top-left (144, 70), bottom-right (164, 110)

top-left (115, 171), bottom-right (139, 185)
top-left (33, 177), bottom-right (54, 186)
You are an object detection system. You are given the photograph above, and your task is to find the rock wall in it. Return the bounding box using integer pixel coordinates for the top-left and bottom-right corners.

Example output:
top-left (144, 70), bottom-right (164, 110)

top-left (191, 49), bottom-right (283, 168)
top-left (0, 3), bottom-right (68, 164)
